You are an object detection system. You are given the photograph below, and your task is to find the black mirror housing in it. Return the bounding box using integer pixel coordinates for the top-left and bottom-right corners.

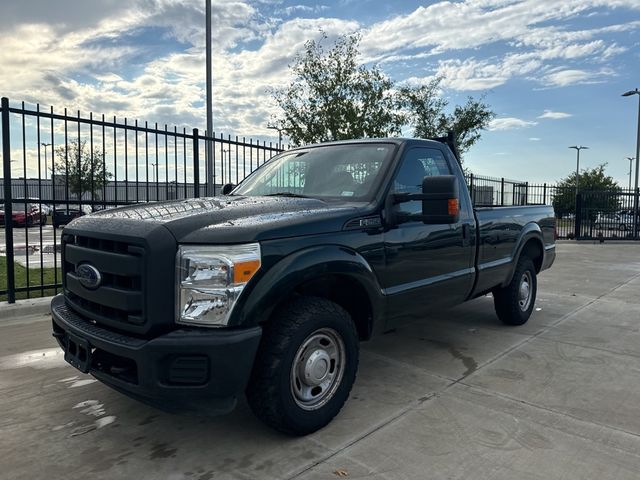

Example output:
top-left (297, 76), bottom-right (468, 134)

top-left (221, 183), bottom-right (235, 195)
top-left (421, 175), bottom-right (460, 224)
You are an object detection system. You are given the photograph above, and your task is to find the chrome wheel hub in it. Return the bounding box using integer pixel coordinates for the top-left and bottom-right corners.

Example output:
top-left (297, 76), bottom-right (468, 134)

top-left (291, 328), bottom-right (345, 411)
top-left (518, 271), bottom-right (533, 311)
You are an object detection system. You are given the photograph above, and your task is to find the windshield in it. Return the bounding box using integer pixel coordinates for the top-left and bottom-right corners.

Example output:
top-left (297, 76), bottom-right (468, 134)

top-left (233, 143), bottom-right (394, 201)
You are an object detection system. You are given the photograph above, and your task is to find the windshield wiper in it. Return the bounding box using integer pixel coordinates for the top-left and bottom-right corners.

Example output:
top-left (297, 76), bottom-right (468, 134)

top-left (264, 192), bottom-right (311, 198)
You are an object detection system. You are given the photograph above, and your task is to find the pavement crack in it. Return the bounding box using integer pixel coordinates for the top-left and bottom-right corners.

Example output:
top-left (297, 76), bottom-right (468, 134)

top-left (286, 393), bottom-right (438, 480)
top-left (459, 382), bottom-right (640, 456)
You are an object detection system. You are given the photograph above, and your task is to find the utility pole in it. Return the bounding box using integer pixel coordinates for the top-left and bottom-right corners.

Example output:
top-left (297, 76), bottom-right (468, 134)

top-left (206, 0), bottom-right (214, 196)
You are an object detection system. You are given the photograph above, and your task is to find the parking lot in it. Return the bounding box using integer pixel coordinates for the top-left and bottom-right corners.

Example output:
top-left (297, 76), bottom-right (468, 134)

top-left (1, 242), bottom-right (640, 479)
top-left (0, 225), bottom-right (63, 268)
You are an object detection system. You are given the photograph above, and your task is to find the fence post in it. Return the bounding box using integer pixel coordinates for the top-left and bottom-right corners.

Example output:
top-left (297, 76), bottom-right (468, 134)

top-left (543, 183), bottom-right (547, 204)
top-left (500, 177), bottom-right (505, 206)
top-left (193, 128), bottom-right (200, 198)
top-left (525, 181), bottom-right (529, 205)
top-left (574, 193), bottom-right (582, 239)
top-left (470, 173), bottom-right (475, 204)
top-left (1, 97), bottom-right (16, 303)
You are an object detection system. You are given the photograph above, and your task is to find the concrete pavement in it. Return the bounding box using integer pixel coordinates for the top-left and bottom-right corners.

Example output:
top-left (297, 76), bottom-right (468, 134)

top-left (1, 243), bottom-right (640, 479)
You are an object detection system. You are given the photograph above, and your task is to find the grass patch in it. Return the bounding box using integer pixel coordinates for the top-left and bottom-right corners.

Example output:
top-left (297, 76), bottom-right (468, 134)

top-left (0, 256), bottom-right (61, 302)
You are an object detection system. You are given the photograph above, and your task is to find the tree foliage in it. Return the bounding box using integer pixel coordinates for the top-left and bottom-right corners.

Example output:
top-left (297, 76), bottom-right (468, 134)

top-left (53, 140), bottom-right (112, 199)
top-left (271, 32), bottom-right (404, 145)
top-left (399, 79), bottom-right (495, 154)
top-left (552, 164), bottom-right (621, 217)
top-left (271, 32), bottom-right (495, 158)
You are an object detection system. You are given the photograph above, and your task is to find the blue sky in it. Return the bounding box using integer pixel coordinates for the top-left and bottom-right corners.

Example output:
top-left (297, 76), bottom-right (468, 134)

top-left (0, 0), bottom-right (639, 184)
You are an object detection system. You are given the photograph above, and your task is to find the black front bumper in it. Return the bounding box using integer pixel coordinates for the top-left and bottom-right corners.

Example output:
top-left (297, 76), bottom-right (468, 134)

top-left (51, 295), bottom-right (262, 414)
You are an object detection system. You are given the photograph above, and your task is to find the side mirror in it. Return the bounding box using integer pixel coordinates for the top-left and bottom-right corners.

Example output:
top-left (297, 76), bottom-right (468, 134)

top-left (421, 175), bottom-right (460, 224)
top-left (221, 183), bottom-right (235, 195)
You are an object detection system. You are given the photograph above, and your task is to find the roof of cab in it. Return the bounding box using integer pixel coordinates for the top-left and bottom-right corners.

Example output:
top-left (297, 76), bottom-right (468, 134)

top-left (286, 137), bottom-right (445, 151)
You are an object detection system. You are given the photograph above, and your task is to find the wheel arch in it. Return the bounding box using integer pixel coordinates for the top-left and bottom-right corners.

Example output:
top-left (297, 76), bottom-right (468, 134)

top-left (230, 245), bottom-right (384, 341)
top-left (503, 223), bottom-right (545, 286)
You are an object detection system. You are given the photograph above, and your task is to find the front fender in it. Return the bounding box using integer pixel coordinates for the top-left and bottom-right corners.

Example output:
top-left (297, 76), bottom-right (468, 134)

top-left (228, 245), bottom-right (385, 332)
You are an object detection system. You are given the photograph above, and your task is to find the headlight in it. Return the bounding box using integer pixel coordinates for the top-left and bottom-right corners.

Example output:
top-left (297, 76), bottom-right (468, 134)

top-left (176, 243), bottom-right (261, 327)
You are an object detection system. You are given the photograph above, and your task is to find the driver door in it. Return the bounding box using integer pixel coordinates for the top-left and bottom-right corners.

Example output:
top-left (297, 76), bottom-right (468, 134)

top-left (382, 147), bottom-right (475, 325)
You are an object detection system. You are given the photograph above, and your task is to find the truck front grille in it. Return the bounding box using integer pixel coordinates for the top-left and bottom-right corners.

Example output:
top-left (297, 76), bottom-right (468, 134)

top-left (63, 234), bottom-right (146, 332)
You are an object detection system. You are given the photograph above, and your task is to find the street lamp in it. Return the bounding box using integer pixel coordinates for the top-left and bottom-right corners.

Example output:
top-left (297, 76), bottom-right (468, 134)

top-left (622, 88), bottom-right (640, 238)
top-left (569, 145), bottom-right (588, 195)
top-left (267, 124), bottom-right (284, 150)
top-left (41, 142), bottom-right (52, 179)
top-left (626, 156), bottom-right (634, 192)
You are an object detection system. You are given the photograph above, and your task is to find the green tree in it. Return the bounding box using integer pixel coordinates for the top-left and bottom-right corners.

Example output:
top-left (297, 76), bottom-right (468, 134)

top-left (53, 140), bottom-right (112, 200)
top-left (271, 32), bottom-right (495, 158)
top-left (271, 32), bottom-right (404, 145)
top-left (552, 164), bottom-right (621, 218)
top-left (399, 78), bottom-right (495, 155)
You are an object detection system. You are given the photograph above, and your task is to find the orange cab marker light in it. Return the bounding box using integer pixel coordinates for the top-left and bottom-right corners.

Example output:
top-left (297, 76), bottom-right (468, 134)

top-left (448, 199), bottom-right (459, 216)
top-left (234, 259), bottom-right (261, 284)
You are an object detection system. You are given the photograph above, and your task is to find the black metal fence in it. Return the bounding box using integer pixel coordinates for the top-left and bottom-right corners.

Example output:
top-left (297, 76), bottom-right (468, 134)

top-left (1, 97), bottom-right (638, 302)
top-left (0, 97), bottom-right (281, 302)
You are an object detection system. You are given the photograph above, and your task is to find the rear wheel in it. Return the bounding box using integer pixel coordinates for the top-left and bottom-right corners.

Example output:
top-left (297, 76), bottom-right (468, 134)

top-left (493, 257), bottom-right (537, 326)
top-left (246, 296), bottom-right (359, 436)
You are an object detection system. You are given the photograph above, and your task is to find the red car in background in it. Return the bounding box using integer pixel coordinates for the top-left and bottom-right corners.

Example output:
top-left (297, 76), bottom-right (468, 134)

top-left (0, 201), bottom-right (47, 227)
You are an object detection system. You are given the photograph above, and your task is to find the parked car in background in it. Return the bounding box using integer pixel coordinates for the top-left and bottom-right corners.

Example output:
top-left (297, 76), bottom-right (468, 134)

top-left (593, 213), bottom-right (626, 231)
top-left (0, 201), bottom-right (47, 227)
top-left (40, 203), bottom-right (53, 216)
top-left (52, 206), bottom-right (85, 229)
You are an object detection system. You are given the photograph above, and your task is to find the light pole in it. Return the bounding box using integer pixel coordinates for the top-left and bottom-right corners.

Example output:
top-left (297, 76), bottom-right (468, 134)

top-left (622, 88), bottom-right (640, 238)
top-left (41, 142), bottom-right (51, 179)
top-left (205, 0), bottom-right (214, 196)
top-left (267, 124), bottom-right (283, 150)
top-left (627, 156), bottom-right (634, 192)
top-left (569, 145), bottom-right (588, 198)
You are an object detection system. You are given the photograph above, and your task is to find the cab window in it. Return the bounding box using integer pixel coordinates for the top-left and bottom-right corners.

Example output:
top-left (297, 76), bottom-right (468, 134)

top-left (393, 148), bottom-right (451, 216)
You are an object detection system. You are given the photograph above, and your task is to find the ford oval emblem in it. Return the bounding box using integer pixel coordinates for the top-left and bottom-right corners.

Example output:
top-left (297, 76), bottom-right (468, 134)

top-left (76, 263), bottom-right (102, 289)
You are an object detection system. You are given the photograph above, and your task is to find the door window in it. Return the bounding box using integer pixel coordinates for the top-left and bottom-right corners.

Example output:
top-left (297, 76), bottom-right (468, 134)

top-left (393, 148), bottom-right (451, 215)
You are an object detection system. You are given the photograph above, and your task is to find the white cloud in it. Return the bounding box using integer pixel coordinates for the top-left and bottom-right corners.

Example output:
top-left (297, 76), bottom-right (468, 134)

top-left (489, 117), bottom-right (538, 131)
top-left (0, 0), bottom-right (637, 140)
top-left (529, 137), bottom-right (541, 141)
top-left (541, 67), bottom-right (615, 87)
top-left (538, 110), bottom-right (572, 119)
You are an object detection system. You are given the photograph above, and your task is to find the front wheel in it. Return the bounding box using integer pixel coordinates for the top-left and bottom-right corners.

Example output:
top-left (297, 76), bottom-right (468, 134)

top-left (493, 257), bottom-right (537, 326)
top-left (246, 296), bottom-right (359, 436)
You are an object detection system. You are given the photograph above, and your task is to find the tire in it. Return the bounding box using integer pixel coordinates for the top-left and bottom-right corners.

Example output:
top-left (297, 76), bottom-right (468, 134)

top-left (493, 257), bottom-right (537, 326)
top-left (246, 296), bottom-right (359, 436)
top-left (26, 217), bottom-right (34, 228)
top-left (41, 215), bottom-right (47, 226)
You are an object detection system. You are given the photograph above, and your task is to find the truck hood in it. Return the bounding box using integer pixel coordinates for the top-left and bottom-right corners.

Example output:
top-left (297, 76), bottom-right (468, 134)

top-left (72, 195), bottom-right (363, 243)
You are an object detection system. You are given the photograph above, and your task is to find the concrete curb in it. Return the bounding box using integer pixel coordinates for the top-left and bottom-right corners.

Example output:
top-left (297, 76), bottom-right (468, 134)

top-left (0, 296), bottom-right (52, 320)
top-left (557, 239), bottom-right (640, 245)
